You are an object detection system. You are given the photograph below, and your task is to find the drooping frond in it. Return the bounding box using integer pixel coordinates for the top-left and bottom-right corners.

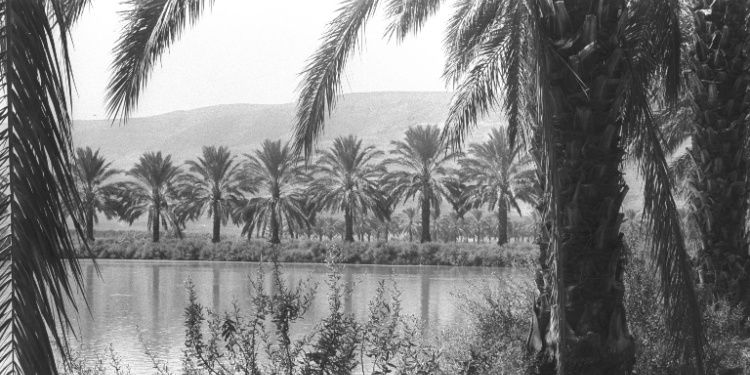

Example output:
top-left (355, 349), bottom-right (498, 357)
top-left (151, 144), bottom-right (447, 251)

top-left (622, 49), bottom-right (707, 371)
top-left (294, 0), bottom-right (380, 158)
top-left (62, 0), bottom-right (93, 28)
top-left (668, 151), bottom-right (695, 198)
top-left (0, 0), bottom-right (88, 372)
top-left (107, 0), bottom-right (213, 121)
top-left (383, 0), bottom-right (443, 42)
top-left (442, 0), bottom-right (504, 85)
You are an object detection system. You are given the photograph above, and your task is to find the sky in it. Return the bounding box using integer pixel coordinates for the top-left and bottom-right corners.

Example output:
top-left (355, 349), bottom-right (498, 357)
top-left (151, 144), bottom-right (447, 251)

top-left (69, 1), bottom-right (453, 120)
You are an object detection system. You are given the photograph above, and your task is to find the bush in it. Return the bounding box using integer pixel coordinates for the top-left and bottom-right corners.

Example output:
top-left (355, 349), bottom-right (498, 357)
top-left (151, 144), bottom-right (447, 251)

top-left (79, 232), bottom-right (537, 268)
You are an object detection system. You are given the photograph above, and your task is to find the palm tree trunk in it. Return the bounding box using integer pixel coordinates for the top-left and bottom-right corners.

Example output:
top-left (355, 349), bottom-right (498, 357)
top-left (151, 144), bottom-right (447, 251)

top-left (153, 197), bottom-right (160, 243)
top-left (689, 0), bottom-right (750, 315)
top-left (526, 2), bottom-right (634, 373)
top-left (86, 207), bottom-right (95, 242)
top-left (385, 225), bottom-right (389, 242)
top-left (344, 208), bottom-right (354, 242)
top-left (270, 207), bottom-right (280, 244)
top-left (212, 200), bottom-right (221, 243)
top-left (421, 197), bottom-right (431, 243)
top-left (497, 201), bottom-right (508, 246)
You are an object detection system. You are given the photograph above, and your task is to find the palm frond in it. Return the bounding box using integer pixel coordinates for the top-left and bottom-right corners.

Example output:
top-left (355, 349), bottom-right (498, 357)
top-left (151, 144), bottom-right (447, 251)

top-left (383, 0), bottom-right (443, 42)
top-left (0, 0), bottom-right (88, 372)
top-left (293, 0), bottom-right (380, 158)
top-left (622, 49), bottom-right (707, 371)
top-left (107, 0), bottom-right (213, 121)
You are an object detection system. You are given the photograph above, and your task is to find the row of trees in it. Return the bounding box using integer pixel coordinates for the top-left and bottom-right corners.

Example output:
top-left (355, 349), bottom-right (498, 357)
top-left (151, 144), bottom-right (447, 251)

top-left (74, 126), bottom-right (536, 245)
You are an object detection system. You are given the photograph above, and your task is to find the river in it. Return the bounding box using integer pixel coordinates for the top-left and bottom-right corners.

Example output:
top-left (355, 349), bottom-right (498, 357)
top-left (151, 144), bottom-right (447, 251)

top-left (68, 259), bottom-right (519, 373)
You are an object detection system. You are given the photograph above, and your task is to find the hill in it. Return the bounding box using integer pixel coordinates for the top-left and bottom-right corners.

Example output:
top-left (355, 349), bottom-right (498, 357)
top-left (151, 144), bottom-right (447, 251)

top-left (72, 91), bottom-right (643, 234)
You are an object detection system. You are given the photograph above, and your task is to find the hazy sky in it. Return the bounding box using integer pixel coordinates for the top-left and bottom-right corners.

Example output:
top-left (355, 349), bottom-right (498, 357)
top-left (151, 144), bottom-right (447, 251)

top-left (69, 1), bottom-right (452, 120)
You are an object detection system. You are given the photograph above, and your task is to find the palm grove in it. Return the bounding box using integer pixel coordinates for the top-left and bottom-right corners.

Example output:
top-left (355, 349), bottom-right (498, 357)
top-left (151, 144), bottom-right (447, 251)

top-left (73, 126), bottom-right (535, 246)
top-left (5, 0), bottom-right (750, 374)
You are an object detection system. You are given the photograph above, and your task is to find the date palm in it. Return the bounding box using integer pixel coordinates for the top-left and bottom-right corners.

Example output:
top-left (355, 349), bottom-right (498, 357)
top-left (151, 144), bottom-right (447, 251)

top-left (116, 151), bottom-right (184, 243)
top-left (181, 146), bottom-right (250, 243)
top-left (384, 125), bottom-right (459, 243)
top-left (402, 207), bottom-right (419, 243)
top-left (72, 147), bottom-right (121, 242)
top-left (308, 135), bottom-right (386, 242)
top-left (0, 1), bottom-right (91, 372)
top-left (674, 0), bottom-right (750, 315)
top-left (461, 128), bottom-right (536, 246)
top-left (291, 0), bottom-right (704, 372)
top-left (241, 140), bottom-right (309, 244)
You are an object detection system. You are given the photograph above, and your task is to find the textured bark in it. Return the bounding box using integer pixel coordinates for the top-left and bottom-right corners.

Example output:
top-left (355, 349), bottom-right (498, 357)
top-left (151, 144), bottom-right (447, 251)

top-left (344, 208), bottom-right (354, 242)
top-left (152, 195), bottom-right (160, 243)
top-left (270, 209), bottom-right (280, 244)
top-left (86, 207), bottom-right (95, 242)
top-left (689, 0), bottom-right (750, 316)
top-left (497, 200), bottom-right (508, 246)
top-left (212, 200), bottom-right (221, 243)
top-left (421, 195), bottom-right (431, 243)
top-left (526, 1), bottom-right (635, 373)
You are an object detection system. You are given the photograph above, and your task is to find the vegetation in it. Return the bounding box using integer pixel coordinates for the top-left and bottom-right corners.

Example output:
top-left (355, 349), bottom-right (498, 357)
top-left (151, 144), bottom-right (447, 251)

top-left (180, 146), bottom-right (249, 243)
top-left (385, 125), bottom-right (460, 243)
top-left (72, 147), bottom-right (121, 242)
top-left (461, 128), bottom-right (537, 245)
top-left (114, 151), bottom-right (184, 243)
top-left (308, 135), bottom-right (386, 242)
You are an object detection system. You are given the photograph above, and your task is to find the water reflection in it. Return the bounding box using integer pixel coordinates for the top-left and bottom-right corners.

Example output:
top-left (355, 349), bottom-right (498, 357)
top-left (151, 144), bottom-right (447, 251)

top-left (70, 260), bottom-right (513, 373)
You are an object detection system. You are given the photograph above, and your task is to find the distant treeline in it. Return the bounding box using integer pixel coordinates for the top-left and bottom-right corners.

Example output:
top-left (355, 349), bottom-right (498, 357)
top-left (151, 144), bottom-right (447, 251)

top-left (74, 125), bottom-right (537, 247)
top-left (79, 232), bottom-right (537, 268)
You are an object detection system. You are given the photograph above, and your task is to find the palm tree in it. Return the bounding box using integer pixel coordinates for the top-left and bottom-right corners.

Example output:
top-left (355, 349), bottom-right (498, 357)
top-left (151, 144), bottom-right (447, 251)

top-left (241, 140), bottom-right (309, 244)
top-left (180, 146), bottom-right (250, 243)
top-left (384, 125), bottom-right (459, 243)
top-left (0, 2), bottom-right (91, 371)
top-left (461, 128), bottom-right (536, 246)
top-left (117, 151), bottom-right (184, 243)
top-left (676, 1), bottom-right (750, 315)
top-left (402, 207), bottom-right (419, 243)
top-left (291, 0), bottom-right (705, 372)
top-left (72, 147), bottom-right (121, 242)
top-left (308, 135), bottom-right (385, 242)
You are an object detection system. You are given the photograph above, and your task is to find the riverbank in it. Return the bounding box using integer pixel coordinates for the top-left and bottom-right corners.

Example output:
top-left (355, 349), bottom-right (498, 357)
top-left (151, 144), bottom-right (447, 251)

top-left (80, 232), bottom-right (537, 267)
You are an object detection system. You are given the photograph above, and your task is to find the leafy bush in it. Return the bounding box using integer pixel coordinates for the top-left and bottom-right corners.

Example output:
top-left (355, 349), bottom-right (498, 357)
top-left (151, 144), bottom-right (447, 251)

top-left (80, 234), bottom-right (537, 268)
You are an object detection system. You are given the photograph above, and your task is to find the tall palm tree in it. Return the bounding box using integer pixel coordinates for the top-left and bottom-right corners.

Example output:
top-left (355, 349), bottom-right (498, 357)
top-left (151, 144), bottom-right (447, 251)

top-left (116, 151), bottom-right (184, 243)
top-left (241, 140), bottom-right (309, 244)
top-left (0, 1), bottom-right (91, 372)
top-left (308, 135), bottom-right (386, 242)
top-left (291, 0), bottom-right (704, 372)
top-left (678, 1), bottom-right (750, 315)
top-left (72, 147), bottom-right (121, 242)
top-left (461, 128), bottom-right (536, 246)
top-left (180, 146), bottom-right (251, 243)
top-left (384, 125), bottom-right (459, 243)
top-left (402, 207), bottom-right (419, 243)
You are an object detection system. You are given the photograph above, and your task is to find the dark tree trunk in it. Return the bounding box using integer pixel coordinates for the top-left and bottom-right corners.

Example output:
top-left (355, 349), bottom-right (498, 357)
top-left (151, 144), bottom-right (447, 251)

top-left (497, 201), bottom-right (508, 246)
top-left (526, 2), bottom-right (635, 373)
top-left (420, 197), bottom-right (431, 243)
top-left (385, 225), bottom-right (389, 242)
top-left (152, 197), bottom-right (160, 243)
top-left (86, 207), bottom-right (95, 242)
top-left (689, 0), bottom-right (750, 315)
top-left (212, 200), bottom-right (221, 243)
top-left (270, 208), bottom-right (280, 244)
top-left (344, 208), bottom-right (354, 242)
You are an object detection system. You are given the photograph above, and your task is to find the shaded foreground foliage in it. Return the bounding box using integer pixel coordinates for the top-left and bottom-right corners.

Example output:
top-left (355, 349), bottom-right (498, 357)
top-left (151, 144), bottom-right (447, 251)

top-left (61, 247), bottom-right (750, 375)
top-left (79, 234), bottom-right (536, 268)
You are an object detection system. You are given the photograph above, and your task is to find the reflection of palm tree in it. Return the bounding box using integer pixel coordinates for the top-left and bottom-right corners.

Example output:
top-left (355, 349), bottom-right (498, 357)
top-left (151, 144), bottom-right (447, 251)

top-left (241, 140), bottom-right (309, 244)
top-left (72, 147), bottom-right (121, 241)
top-left (385, 125), bottom-right (458, 243)
top-left (117, 152), bottom-right (184, 243)
top-left (308, 136), bottom-right (385, 242)
top-left (181, 146), bottom-right (250, 243)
